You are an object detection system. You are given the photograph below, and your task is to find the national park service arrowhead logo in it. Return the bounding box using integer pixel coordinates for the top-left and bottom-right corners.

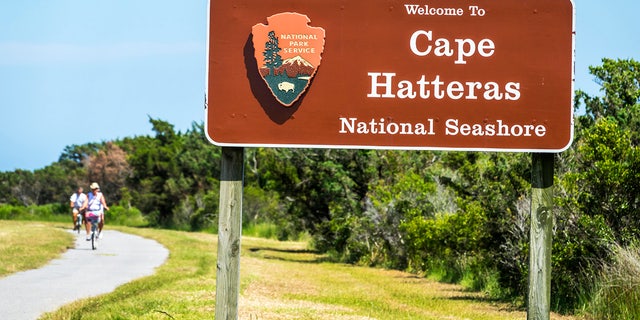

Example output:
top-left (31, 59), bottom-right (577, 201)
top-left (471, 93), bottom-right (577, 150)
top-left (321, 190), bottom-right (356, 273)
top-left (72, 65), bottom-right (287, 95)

top-left (252, 13), bottom-right (326, 107)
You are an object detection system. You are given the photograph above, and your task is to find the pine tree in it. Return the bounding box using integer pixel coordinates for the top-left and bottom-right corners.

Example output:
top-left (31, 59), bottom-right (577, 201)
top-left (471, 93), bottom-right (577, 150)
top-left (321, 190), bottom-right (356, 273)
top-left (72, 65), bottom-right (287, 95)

top-left (263, 31), bottom-right (283, 76)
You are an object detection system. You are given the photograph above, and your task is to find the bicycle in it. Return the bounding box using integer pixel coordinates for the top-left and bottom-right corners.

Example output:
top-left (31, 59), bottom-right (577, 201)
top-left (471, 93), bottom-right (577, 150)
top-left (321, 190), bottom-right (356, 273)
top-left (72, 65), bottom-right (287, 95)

top-left (87, 214), bottom-right (100, 250)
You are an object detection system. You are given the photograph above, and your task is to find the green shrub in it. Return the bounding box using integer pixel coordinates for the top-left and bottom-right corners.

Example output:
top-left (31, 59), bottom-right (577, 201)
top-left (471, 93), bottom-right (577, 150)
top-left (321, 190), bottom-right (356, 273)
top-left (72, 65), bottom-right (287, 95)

top-left (243, 222), bottom-right (279, 239)
top-left (402, 201), bottom-right (488, 273)
top-left (0, 205), bottom-right (22, 219)
top-left (189, 191), bottom-right (219, 233)
top-left (551, 214), bottom-right (615, 312)
top-left (104, 205), bottom-right (148, 227)
top-left (0, 204), bottom-right (68, 222)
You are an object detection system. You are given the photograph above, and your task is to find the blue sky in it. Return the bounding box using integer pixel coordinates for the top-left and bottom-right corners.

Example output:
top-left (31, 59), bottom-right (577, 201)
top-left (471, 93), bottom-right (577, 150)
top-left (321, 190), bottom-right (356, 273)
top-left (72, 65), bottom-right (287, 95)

top-left (0, 1), bottom-right (206, 171)
top-left (0, 0), bottom-right (638, 172)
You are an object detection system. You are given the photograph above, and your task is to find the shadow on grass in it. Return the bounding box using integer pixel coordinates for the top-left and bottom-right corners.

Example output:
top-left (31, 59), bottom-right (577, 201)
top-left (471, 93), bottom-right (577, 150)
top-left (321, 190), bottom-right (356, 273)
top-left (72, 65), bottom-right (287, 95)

top-left (445, 294), bottom-right (501, 304)
top-left (247, 247), bottom-right (336, 264)
top-left (442, 288), bottom-right (524, 312)
top-left (392, 273), bottom-right (521, 309)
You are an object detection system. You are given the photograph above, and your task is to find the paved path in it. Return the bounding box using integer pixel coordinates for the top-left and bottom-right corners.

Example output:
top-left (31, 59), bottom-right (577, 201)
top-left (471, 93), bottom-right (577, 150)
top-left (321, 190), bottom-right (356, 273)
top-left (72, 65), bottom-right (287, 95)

top-left (0, 229), bottom-right (169, 320)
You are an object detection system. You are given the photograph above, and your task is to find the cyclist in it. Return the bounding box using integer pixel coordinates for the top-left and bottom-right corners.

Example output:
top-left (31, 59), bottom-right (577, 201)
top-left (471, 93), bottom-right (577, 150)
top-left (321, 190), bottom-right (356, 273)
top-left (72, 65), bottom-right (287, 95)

top-left (85, 182), bottom-right (109, 241)
top-left (69, 187), bottom-right (87, 231)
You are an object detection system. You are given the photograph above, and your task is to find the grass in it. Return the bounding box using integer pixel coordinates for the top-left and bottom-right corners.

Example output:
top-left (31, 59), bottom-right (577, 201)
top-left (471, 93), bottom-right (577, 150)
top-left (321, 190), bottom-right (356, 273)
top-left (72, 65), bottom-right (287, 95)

top-left (0, 220), bottom-right (73, 277)
top-left (0, 220), bottom-right (579, 319)
top-left (587, 243), bottom-right (640, 319)
top-left (242, 222), bottom-right (281, 239)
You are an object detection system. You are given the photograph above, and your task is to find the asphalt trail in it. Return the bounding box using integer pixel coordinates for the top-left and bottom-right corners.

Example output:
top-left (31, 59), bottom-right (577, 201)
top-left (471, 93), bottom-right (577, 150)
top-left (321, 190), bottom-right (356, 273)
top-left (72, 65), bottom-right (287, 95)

top-left (0, 229), bottom-right (169, 320)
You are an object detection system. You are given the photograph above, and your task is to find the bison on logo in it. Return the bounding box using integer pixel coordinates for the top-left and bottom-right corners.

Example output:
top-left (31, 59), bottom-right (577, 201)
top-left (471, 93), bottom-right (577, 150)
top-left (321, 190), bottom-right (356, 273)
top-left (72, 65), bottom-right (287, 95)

top-left (252, 13), bottom-right (326, 107)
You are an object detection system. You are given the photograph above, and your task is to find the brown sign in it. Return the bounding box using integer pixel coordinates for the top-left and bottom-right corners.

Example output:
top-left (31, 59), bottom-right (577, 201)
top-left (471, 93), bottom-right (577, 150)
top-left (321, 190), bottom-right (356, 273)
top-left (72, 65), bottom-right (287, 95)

top-left (206, 0), bottom-right (575, 152)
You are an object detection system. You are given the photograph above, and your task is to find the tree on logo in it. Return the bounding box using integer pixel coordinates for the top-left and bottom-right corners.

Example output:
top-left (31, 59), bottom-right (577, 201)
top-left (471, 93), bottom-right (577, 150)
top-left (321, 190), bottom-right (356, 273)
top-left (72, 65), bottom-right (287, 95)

top-left (263, 31), bottom-right (283, 76)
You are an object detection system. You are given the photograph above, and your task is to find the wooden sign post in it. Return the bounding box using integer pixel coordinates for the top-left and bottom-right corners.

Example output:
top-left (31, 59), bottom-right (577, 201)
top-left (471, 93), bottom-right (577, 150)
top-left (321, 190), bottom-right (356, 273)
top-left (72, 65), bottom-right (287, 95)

top-left (528, 153), bottom-right (555, 320)
top-left (215, 147), bottom-right (245, 320)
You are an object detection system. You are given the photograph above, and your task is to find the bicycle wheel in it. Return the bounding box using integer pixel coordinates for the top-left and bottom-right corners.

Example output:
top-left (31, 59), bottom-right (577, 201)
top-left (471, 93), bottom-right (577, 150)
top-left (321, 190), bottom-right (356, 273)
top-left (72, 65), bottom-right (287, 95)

top-left (91, 223), bottom-right (98, 250)
top-left (76, 215), bottom-right (82, 234)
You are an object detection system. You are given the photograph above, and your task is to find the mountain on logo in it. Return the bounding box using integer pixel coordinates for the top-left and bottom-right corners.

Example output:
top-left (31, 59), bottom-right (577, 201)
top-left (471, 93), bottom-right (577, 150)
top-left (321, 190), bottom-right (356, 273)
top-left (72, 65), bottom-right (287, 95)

top-left (259, 55), bottom-right (315, 78)
top-left (282, 55), bottom-right (315, 76)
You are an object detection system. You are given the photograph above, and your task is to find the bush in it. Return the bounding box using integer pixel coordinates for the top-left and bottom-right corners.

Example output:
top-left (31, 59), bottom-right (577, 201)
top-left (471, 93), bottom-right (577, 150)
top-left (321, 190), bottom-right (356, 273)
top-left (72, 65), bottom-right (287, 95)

top-left (402, 201), bottom-right (488, 274)
top-left (104, 205), bottom-right (148, 227)
top-left (551, 214), bottom-right (615, 312)
top-left (243, 222), bottom-right (279, 239)
top-left (0, 204), bottom-right (68, 222)
top-left (190, 191), bottom-right (219, 232)
top-left (243, 185), bottom-right (281, 228)
top-left (0, 205), bottom-right (22, 219)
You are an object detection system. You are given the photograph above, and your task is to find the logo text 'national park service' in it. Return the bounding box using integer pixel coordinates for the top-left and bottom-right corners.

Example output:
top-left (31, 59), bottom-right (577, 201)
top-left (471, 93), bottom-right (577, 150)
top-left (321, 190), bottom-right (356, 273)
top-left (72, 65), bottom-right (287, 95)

top-left (252, 13), bottom-right (326, 107)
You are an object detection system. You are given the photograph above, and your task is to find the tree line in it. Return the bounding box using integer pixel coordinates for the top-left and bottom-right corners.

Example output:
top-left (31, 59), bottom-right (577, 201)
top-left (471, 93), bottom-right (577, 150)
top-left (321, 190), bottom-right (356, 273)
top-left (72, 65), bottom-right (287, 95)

top-left (1, 58), bottom-right (639, 314)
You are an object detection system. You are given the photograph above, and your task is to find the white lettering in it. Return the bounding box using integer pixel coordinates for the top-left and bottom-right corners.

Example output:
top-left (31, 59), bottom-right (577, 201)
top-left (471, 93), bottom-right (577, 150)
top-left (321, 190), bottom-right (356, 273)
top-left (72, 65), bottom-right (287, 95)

top-left (404, 4), bottom-right (464, 16)
top-left (446, 81), bottom-right (465, 100)
top-left (339, 117), bottom-right (433, 135)
top-left (367, 72), bottom-right (520, 101)
top-left (454, 38), bottom-right (475, 65)
top-left (282, 47), bottom-right (316, 54)
top-left (409, 30), bottom-right (495, 64)
top-left (483, 82), bottom-right (504, 100)
top-left (505, 82), bottom-right (521, 100)
top-left (409, 30), bottom-right (432, 57)
top-left (469, 6), bottom-right (486, 16)
top-left (397, 80), bottom-right (416, 99)
top-left (279, 34), bottom-right (318, 40)
top-left (367, 73), bottom-right (396, 98)
top-left (445, 119), bottom-right (547, 137)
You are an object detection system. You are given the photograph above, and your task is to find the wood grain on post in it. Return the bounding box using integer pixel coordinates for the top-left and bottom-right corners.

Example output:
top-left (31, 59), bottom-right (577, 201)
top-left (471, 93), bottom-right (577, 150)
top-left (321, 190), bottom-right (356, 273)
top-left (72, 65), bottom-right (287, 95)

top-left (528, 153), bottom-right (554, 320)
top-left (216, 147), bottom-right (245, 320)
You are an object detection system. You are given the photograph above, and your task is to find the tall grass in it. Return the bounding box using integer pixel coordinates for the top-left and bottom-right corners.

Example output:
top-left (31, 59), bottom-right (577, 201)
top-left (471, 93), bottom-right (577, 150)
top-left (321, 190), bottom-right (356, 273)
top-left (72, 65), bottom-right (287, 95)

top-left (587, 243), bottom-right (640, 319)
